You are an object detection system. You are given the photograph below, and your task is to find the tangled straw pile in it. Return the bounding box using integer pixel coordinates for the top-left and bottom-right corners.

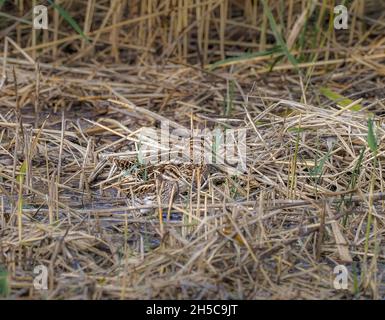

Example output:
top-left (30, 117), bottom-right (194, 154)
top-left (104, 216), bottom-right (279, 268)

top-left (0, 0), bottom-right (385, 299)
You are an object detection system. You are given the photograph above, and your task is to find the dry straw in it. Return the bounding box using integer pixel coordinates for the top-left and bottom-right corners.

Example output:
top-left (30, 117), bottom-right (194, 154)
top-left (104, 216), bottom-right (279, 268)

top-left (0, 0), bottom-right (384, 299)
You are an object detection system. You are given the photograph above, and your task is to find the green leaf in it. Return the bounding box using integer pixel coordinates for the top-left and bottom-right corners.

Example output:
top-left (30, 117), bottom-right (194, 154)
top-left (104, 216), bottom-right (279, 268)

top-left (0, 267), bottom-right (9, 297)
top-left (0, 0), bottom-right (6, 10)
top-left (209, 46), bottom-right (282, 70)
top-left (260, 0), bottom-right (299, 71)
top-left (225, 79), bottom-right (235, 116)
top-left (310, 147), bottom-right (334, 180)
top-left (367, 118), bottom-right (378, 155)
top-left (47, 0), bottom-right (90, 43)
top-left (320, 87), bottom-right (362, 111)
top-left (288, 127), bottom-right (305, 133)
top-left (310, 154), bottom-right (326, 178)
top-left (17, 161), bottom-right (27, 184)
top-left (268, 54), bottom-right (285, 72)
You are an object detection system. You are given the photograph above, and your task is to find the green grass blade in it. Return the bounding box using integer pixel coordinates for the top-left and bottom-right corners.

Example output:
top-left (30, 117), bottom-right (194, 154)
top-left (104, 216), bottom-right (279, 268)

top-left (260, 0), bottom-right (299, 71)
top-left (288, 127), bottom-right (305, 133)
top-left (225, 79), bottom-right (235, 116)
top-left (310, 153), bottom-right (326, 178)
top-left (320, 87), bottom-right (362, 111)
top-left (350, 147), bottom-right (365, 189)
top-left (47, 0), bottom-right (90, 43)
top-left (310, 145), bottom-right (334, 181)
top-left (0, 267), bottom-right (9, 297)
top-left (16, 161), bottom-right (27, 184)
top-left (341, 147), bottom-right (365, 226)
top-left (367, 118), bottom-right (378, 155)
top-left (209, 46), bottom-right (282, 70)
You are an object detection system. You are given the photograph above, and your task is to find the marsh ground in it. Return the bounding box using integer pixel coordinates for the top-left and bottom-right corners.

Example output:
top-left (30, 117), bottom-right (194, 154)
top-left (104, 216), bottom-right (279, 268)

top-left (0, 0), bottom-right (385, 299)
